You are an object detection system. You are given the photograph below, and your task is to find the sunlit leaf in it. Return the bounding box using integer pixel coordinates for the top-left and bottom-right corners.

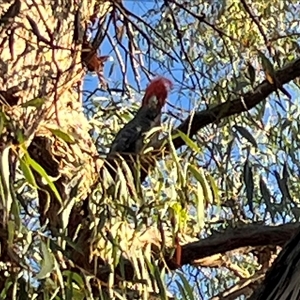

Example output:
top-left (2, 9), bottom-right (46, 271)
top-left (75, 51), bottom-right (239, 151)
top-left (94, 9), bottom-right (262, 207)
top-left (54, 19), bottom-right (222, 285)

top-left (36, 241), bottom-right (55, 279)
top-left (0, 145), bottom-right (13, 217)
top-left (24, 153), bottom-right (62, 205)
top-left (145, 258), bottom-right (168, 300)
top-left (0, 111), bottom-right (6, 136)
top-left (47, 128), bottom-right (76, 144)
top-left (169, 131), bottom-right (185, 187)
top-left (189, 165), bottom-right (212, 204)
top-left (195, 182), bottom-right (205, 230)
top-left (21, 97), bottom-right (45, 108)
top-left (207, 173), bottom-right (221, 205)
top-left (176, 130), bottom-right (201, 153)
top-left (54, 257), bottom-right (65, 298)
top-left (19, 157), bottom-right (37, 187)
top-left (60, 196), bottom-right (76, 230)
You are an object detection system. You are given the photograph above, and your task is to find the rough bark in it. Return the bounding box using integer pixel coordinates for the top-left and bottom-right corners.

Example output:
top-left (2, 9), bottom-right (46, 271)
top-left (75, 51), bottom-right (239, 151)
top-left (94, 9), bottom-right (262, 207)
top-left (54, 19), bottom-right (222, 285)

top-left (103, 222), bottom-right (299, 275)
top-left (0, 0), bottom-right (109, 291)
top-left (0, 0), bottom-right (107, 221)
top-left (249, 225), bottom-right (300, 300)
top-left (1, 0), bottom-right (300, 297)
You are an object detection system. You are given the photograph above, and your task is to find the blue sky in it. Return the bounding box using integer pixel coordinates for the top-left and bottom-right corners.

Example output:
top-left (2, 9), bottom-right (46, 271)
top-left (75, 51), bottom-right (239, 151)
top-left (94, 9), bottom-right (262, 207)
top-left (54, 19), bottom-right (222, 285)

top-left (83, 0), bottom-right (200, 119)
top-left (83, 0), bottom-right (300, 212)
top-left (82, 2), bottom-right (214, 297)
top-left (14, 1), bottom-right (300, 298)
top-left (81, 1), bottom-right (300, 298)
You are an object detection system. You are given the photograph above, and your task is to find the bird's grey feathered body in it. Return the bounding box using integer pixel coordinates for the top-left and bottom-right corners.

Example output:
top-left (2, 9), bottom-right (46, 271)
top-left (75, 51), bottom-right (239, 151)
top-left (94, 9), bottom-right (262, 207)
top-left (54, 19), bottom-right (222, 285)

top-left (104, 77), bottom-right (173, 186)
top-left (108, 96), bottom-right (161, 156)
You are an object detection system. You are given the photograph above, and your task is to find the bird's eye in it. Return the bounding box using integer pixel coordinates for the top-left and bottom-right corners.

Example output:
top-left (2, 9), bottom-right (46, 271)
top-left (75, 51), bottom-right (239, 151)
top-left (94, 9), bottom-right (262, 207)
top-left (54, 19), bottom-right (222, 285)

top-left (148, 96), bottom-right (158, 106)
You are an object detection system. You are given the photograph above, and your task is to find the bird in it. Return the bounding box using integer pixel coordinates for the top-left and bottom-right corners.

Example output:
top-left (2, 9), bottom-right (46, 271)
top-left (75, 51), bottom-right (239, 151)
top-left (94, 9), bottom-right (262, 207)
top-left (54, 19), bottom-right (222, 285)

top-left (104, 77), bottom-right (173, 188)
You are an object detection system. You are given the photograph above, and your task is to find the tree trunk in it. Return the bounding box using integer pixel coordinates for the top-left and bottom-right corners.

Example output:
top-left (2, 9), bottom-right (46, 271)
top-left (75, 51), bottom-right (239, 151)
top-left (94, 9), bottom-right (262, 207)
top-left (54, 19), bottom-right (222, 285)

top-left (250, 225), bottom-right (300, 300)
top-left (0, 0), bottom-right (109, 291)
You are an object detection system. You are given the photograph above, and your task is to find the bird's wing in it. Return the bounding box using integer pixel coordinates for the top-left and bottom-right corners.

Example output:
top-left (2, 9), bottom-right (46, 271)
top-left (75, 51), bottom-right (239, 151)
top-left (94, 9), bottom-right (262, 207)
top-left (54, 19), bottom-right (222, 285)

top-left (107, 105), bottom-right (160, 156)
top-left (108, 123), bottom-right (143, 155)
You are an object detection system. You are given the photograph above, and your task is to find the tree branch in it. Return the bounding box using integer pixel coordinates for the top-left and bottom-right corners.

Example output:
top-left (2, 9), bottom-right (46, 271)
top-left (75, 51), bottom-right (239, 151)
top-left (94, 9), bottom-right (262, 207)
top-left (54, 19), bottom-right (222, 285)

top-left (74, 58), bottom-right (300, 285)
top-left (172, 58), bottom-right (300, 149)
top-left (140, 57), bottom-right (300, 181)
top-left (178, 222), bottom-right (300, 268)
top-left (212, 273), bottom-right (264, 300)
top-left (249, 225), bottom-right (300, 300)
top-left (102, 58), bottom-right (300, 185)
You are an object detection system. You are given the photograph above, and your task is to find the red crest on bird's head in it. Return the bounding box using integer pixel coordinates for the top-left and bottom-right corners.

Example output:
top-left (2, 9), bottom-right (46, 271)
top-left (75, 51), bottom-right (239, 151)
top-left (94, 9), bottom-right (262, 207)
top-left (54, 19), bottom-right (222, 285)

top-left (142, 77), bottom-right (173, 109)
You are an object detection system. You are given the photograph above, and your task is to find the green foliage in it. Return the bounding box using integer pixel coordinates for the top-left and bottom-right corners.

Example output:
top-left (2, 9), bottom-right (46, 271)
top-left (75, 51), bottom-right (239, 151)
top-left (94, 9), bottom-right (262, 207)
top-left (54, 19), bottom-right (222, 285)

top-left (21, 97), bottom-right (45, 109)
top-left (1, 0), bottom-right (300, 299)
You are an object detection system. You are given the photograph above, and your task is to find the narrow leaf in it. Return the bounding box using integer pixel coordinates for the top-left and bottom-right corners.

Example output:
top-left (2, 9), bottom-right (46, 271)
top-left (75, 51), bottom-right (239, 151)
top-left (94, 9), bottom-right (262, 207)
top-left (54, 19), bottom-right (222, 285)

top-left (247, 61), bottom-right (256, 86)
top-left (0, 280), bottom-right (13, 300)
top-left (169, 131), bottom-right (185, 187)
top-left (60, 196), bottom-right (76, 230)
top-left (48, 128), bottom-right (76, 144)
top-left (175, 280), bottom-right (189, 300)
top-left (207, 173), bottom-right (220, 205)
top-left (274, 170), bottom-right (290, 202)
top-left (36, 241), bottom-right (55, 279)
top-left (0, 145), bottom-right (13, 217)
top-left (176, 130), bottom-right (201, 153)
top-left (25, 154), bottom-right (62, 205)
top-left (189, 165), bottom-right (212, 204)
top-left (0, 111), bottom-right (6, 136)
top-left (259, 177), bottom-right (271, 207)
top-left (257, 50), bottom-right (276, 78)
top-left (177, 272), bottom-right (195, 300)
top-left (234, 125), bottom-right (258, 148)
top-left (19, 158), bottom-right (37, 187)
top-left (145, 258), bottom-right (167, 300)
top-left (21, 97), bottom-right (45, 108)
top-left (7, 220), bottom-right (15, 247)
top-left (196, 182), bottom-right (205, 230)
top-left (63, 271), bottom-right (84, 288)
top-left (243, 160), bottom-right (254, 213)
top-left (16, 128), bottom-right (24, 144)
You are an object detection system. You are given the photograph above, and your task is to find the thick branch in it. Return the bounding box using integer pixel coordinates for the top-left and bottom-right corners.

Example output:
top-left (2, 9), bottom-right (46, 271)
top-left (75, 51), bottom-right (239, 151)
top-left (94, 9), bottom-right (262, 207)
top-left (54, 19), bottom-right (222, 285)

top-left (76, 59), bottom-right (300, 285)
top-left (178, 222), bottom-right (300, 268)
top-left (140, 58), bottom-right (300, 181)
top-left (249, 225), bottom-right (300, 300)
top-left (173, 58), bottom-right (300, 149)
top-left (108, 222), bottom-right (300, 280)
